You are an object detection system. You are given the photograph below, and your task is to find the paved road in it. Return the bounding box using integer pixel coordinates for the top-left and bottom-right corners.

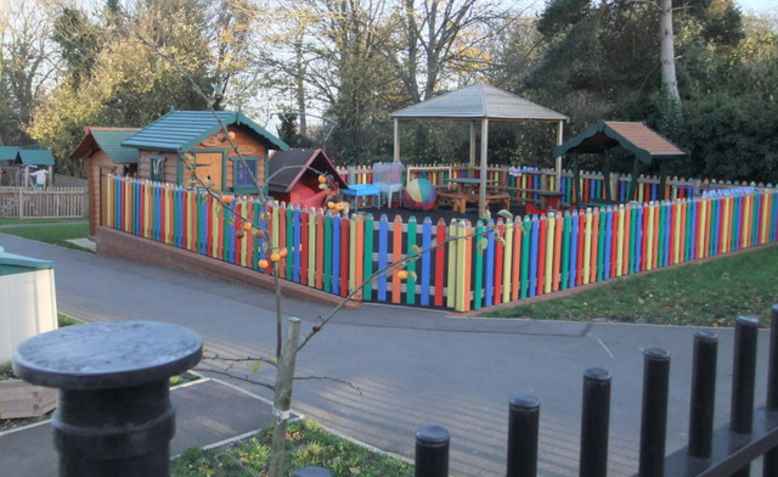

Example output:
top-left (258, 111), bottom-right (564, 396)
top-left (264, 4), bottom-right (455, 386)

top-left (1, 233), bottom-right (773, 476)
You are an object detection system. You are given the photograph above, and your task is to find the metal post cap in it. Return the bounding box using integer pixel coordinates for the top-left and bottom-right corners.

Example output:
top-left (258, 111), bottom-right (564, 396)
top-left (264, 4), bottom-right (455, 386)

top-left (643, 347), bottom-right (671, 361)
top-left (416, 424), bottom-right (450, 446)
top-left (293, 467), bottom-right (333, 477)
top-left (510, 393), bottom-right (540, 410)
top-left (694, 330), bottom-right (719, 343)
top-left (584, 367), bottom-right (611, 381)
top-left (12, 320), bottom-right (203, 389)
top-left (736, 315), bottom-right (760, 328)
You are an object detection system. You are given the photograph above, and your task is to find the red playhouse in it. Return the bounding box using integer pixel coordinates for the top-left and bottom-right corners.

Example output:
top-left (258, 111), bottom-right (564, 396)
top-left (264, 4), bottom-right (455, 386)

top-left (266, 148), bottom-right (347, 207)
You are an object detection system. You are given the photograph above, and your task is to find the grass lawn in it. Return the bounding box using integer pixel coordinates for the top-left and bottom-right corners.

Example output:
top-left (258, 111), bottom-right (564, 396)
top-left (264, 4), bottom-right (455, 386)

top-left (172, 420), bottom-right (412, 477)
top-left (486, 245), bottom-right (778, 327)
top-left (0, 220), bottom-right (90, 251)
top-left (0, 218), bottom-right (86, 226)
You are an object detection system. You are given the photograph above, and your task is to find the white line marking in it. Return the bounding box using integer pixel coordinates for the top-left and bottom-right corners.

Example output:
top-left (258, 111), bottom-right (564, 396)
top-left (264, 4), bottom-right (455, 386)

top-left (594, 335), bottom-right (616, 360)
top-left (0, 418), bottom-right (51, 437)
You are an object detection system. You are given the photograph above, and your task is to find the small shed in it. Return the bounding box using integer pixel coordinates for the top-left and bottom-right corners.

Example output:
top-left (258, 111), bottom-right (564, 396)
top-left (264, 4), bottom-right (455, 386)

top-left (267, 148), bottom-right (347, 207)
top-left (0, 246), bottom-right (58, 363)
top-left (122, 110), bottom-right (288, 193)
top-left (0, 149), bottom-right (55, 187)
top-left (71, 127), bottom-right (140, 236)
top-left (554, 121), bottom-right (686, 202)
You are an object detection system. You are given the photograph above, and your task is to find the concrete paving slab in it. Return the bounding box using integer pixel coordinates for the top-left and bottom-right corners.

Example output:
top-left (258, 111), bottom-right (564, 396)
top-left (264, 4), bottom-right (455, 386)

top-left (0, 379), bottom-right (274, 477)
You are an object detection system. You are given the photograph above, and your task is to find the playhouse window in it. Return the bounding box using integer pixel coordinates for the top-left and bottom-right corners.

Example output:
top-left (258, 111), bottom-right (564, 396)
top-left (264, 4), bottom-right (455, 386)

top-left (150, 156), bottom-right (165, 182)
top-left (233, 157), bottom-right (258, 192)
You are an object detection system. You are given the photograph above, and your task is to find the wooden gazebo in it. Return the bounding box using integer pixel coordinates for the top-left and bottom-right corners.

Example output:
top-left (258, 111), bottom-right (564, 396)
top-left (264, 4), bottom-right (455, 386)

top-left (391, 84), bottom-right (568, 216)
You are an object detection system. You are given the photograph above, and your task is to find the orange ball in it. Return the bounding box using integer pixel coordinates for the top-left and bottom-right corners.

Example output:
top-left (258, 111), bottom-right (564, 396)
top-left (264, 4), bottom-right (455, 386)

top-left (270, 252), bottom-right (281, 262)
top-left (318, 175), bottom-right (327, 184)
top-left (222, 194), bottom-right (235, 204)
top-left (397, 270), bottom-right (408, 280)
top-left (327, 201), bottom-right (335, 209)
top-left (242, 222), bottom-right (252, 231)
top-left (279, 248), bottom-right (288, 258)
top-left (258, 259), bottom-right (269, 269)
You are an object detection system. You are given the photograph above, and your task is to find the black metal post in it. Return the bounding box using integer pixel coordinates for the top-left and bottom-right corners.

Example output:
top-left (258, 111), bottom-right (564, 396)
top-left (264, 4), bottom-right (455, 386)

top-left (688, 331), bottom-right (718, 459)
top-left (293, 467), bottom-right (333, 477)
top-left (415, 424), bottom-right (449, 477)
top-left (579, 368), bottom-right (611, 477)
top-left (731, 316), bottom-right (759, 477)
top-left (639, 348), bottom-right (670, 477)
top-left (507, 394), bottom-right (540, 477)
top-left (12, 321), bottom-right (202, 477)
top-left (764, 305), bottom-right (778, 477)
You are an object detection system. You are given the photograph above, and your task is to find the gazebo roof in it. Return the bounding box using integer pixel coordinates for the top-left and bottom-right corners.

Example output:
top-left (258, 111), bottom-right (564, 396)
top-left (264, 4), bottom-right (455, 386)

top-left (555, 121), bottom-right (686, 164)
top-left (391, 84), bottom-right (568, 121)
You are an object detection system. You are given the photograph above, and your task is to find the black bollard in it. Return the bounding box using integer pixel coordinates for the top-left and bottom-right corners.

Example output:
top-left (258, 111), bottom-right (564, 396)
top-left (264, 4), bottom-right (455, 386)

top-left (730, 316), bottom-right (759, 477)
top-left (507, 394), bottom-right (540, 477)
top-left (12, 321), bottom-right (202, 477)
top-left (415, 424), bottom-right (449, 477)
top-left (293, 467), bottom-right (333, 477)
top-left (638, 348), bottom-right (670, 477)
top-left (764, 305), bottom-right (778, 477)
top-left (579, 368), bottom-right (611, 477)
top-left (688, 331), bottom-right (718, 459)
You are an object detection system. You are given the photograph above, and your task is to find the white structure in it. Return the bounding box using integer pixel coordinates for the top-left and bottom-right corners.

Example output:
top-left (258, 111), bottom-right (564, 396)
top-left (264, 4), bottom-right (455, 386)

top-left (0, 247), bottom-right (58, 363)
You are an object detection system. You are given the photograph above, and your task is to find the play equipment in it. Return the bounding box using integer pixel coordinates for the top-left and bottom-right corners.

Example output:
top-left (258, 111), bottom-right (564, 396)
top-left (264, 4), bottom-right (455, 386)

top-left (403, 177), bottom-right (437, 210)
top-left (267, 148), bottom-right (347, 207)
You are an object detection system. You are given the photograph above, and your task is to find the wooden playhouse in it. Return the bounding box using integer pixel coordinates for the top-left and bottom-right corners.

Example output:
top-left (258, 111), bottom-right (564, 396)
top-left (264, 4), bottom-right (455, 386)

top-left (122, 110), bottom-right (288, 193)
top-left (72, 127), bottom-right (140, 236)
top-left (266, 148), bottom-right (347, 207)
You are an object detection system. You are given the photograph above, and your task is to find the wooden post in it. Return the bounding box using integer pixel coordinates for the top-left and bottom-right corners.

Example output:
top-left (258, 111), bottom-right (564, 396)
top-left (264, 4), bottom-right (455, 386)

top-left (393, 119), bottom-right (400, 163)
top-left (629, 157), bottom-right (641, 201)
top-left (555, 120), bottom-right (564, 191)
top-left (479, 118), bottom-right (489, 218)
top-left (604, 150), bottom-right (612, 202)
top-left (469, 122), bottom-right (476, 168)
top-left (17, 187), bottom-right (23, 218)
top-left (268, 317), bottom-right (301, 477)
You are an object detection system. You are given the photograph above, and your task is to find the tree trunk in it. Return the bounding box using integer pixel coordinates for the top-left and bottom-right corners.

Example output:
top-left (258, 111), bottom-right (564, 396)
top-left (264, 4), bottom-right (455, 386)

top-left (659, 0), bottom-right (680, 103)
top-left (268, 317), bottom-right (301, 477)
top-left (294, 36), bottom-right (307, 139)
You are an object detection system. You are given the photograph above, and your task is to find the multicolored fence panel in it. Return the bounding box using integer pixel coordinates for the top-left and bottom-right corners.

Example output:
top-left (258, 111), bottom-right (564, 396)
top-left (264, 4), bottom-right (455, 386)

top-left (103, 176), bottom-right (778, 313)
top-left (340, 163), bottom-right (772, 207)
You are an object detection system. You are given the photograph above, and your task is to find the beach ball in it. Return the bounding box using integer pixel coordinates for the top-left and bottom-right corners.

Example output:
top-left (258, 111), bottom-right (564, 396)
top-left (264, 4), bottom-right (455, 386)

top-left (403, 178), bottom-right (437, 211)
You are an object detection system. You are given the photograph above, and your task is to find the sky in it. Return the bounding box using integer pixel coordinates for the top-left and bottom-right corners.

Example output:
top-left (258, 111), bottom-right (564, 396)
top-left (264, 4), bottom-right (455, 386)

top-left (737, 0), bottom-right (776, 13)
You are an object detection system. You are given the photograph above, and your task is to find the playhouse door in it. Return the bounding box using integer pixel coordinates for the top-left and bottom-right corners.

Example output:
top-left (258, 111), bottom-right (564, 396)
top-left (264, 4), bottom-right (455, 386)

top-left (194, 153), bottom-right (222, 191)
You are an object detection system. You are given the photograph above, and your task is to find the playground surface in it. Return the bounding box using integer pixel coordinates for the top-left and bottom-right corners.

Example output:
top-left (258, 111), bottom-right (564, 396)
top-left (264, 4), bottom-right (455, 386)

top-left (0, 231), bottom-right (774, 477)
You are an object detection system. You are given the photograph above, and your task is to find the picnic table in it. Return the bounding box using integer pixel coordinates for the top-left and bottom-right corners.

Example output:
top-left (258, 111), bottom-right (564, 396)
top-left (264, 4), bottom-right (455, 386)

top-left (438, 177), bottom-right (510, 213)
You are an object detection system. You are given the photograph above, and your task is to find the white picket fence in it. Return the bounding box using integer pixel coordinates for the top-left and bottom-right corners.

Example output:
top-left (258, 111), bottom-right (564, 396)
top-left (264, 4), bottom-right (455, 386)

top-left (0, 187), bottom-right (88, 218)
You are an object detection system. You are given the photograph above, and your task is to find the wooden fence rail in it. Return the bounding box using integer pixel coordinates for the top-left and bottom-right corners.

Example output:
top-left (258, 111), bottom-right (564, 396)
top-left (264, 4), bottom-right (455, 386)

top-left (0, 187), bottom-right (88, 219)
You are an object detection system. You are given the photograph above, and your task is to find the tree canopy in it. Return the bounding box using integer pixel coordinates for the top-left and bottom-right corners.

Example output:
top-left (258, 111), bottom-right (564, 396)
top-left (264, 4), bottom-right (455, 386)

top-left (0, 0), bottom-right (775, 182)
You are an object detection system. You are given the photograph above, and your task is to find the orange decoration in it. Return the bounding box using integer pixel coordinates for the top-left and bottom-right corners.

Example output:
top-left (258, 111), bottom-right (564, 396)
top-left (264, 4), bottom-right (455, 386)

top-left (222, 195), bottom-right (235, 204)
top-left (318, 175), bottom-right (327, 184)
top-left (258, 259), bottom-right (270, 269)
top-left (335, 202), bottom-right (345, 211)
top-left (242, 222), bottom-right (252, 231)
top-left (397, 270), bottom-right (408, 280)
top-left (270, 252), bottom-right (281, 262)
top-left (327, 202), bottom-right (336, 209)
top-left (279, 248), bottom-right (288, 258)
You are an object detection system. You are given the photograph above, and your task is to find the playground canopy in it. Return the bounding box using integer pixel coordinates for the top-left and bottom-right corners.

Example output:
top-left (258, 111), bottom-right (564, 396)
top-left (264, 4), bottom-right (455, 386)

top-left (554, 120), bottom-right (686, 202)
top-left (391, 84), bottom-right (568, 216)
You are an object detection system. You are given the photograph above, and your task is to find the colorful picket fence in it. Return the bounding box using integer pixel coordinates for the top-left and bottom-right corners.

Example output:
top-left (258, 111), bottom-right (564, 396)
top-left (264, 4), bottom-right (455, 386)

top-left (336, 164), bottom-right (772, 207)
top-left (102, 175), bottom-right (778, 312)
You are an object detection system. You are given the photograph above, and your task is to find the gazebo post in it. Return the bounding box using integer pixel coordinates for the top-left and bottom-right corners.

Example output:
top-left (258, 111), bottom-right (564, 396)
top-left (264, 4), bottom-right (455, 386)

top-left (479, 118), bottom-right (489, 217)
top-left (393, 119), bottom-right (400, 163)
top-left (469, 122), bottom-right (476, 169)
top-left (555, 120), bottom-right (564, 190)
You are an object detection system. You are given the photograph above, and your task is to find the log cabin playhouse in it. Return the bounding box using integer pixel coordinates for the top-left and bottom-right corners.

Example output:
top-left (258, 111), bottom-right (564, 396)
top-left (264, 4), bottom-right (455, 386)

top-left (122, 110), bottom-right (288, 194)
